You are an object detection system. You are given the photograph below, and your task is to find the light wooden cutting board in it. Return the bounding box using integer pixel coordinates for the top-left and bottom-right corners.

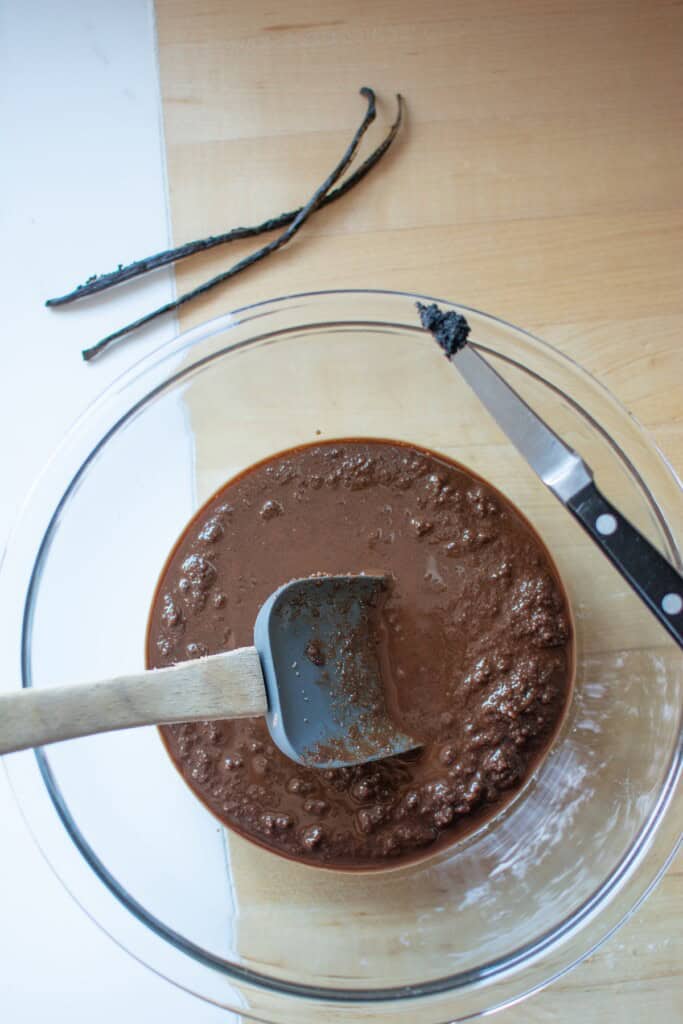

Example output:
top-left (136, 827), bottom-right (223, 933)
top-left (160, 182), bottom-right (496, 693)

top-left (154, 0), bottom-right (681, 1019)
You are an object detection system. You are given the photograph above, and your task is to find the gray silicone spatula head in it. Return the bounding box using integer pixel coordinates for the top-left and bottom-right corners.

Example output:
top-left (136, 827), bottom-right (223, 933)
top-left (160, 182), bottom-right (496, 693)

top-left (254, 575), bottom-right (420, 769)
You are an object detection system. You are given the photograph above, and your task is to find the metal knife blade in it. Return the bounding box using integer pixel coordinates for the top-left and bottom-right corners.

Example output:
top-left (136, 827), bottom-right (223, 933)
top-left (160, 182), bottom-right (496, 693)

top-left (446, 339), bottom-right (683, 648)
top-left (452, 345), bottom-right (593, 503)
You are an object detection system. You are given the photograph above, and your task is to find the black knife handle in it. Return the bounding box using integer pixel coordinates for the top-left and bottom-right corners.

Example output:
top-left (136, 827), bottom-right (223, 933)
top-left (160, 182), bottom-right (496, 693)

top-left (566, 481), bottom-right (683, 648)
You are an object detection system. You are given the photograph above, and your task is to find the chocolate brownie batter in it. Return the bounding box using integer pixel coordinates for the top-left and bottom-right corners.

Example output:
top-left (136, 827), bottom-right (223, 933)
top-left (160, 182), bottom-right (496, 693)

top-left (147, 440), bottom-right (573, 869)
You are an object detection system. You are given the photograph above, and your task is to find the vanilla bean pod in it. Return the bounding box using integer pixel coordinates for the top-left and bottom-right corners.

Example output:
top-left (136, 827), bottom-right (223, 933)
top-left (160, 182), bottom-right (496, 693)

top-left (81, 88), bottom-right (379, 361)
top-left (48, 93), bottom-right (402, 309)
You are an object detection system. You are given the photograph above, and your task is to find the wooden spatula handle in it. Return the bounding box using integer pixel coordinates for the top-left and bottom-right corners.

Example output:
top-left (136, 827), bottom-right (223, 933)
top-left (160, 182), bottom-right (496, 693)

top-left (0, 646), bottom-right (266, 755)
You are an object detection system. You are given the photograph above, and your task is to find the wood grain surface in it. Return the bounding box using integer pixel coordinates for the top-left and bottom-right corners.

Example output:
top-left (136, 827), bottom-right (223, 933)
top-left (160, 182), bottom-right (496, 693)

top-left (154, 0), bottom-right (681, 1019)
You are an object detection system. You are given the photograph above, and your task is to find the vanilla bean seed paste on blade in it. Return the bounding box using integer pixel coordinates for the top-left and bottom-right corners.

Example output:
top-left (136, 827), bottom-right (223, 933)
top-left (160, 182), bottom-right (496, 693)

top-left (147, 440), bottom-right (573, 870)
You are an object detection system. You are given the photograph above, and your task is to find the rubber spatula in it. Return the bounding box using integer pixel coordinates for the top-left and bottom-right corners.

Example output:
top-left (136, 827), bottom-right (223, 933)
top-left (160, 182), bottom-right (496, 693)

top-left (0, 575), bottom-right (419, 768)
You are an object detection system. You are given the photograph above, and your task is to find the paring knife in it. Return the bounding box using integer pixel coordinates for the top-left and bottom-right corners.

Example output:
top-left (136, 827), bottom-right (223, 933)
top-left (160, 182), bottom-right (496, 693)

top-left (417, 303), bottom-right (683, 648)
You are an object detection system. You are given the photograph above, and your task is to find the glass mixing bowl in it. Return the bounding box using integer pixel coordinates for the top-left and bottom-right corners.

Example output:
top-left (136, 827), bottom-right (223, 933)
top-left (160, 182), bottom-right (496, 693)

top-left (1, 290), bottom-right (681, 1022)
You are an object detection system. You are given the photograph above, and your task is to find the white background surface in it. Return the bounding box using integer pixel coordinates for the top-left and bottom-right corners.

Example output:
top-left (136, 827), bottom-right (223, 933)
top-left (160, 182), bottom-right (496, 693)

top-left (0, 1), bottom-right (236, 1019)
